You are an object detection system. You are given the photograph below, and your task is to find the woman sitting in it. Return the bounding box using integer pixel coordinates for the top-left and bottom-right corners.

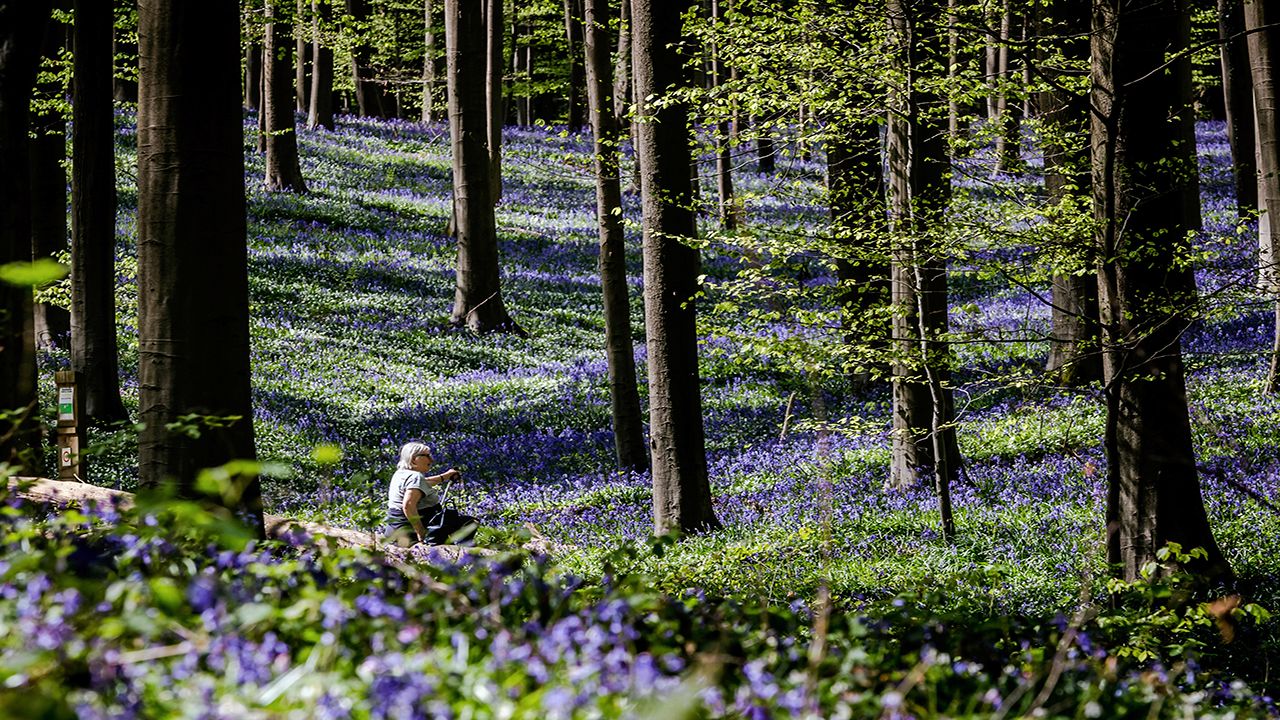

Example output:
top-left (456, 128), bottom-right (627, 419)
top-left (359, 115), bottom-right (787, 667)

top-left (384, 441), bottom-right (479, 547)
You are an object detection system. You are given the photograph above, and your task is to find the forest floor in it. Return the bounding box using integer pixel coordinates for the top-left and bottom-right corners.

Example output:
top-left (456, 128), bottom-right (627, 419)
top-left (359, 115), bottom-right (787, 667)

top-left (7, 112), bottom-right (1280, 716)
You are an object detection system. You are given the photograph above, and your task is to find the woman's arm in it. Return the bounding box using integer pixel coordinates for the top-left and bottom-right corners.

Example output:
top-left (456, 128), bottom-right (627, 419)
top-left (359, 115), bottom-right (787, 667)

top-left (425, 468), bottom-right (461, 486)
top-left (403, 488), bottom-right (428, 542)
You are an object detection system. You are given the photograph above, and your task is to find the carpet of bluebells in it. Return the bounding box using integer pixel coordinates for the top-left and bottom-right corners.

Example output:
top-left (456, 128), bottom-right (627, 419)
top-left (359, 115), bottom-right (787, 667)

top-left (4, 113), bottom-right (1280, 716)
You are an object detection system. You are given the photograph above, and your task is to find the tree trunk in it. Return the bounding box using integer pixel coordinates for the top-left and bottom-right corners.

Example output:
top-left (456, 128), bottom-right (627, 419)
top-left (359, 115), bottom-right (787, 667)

top-left (711, 0), bottom-right (737, 231)
top-left (886, 0), bottom-right (963, 504)
top-left (347, 0), bottom-right (386, 118)
top-left (72, 0), bottom-right (129, 425)
top-left (1092, 0), bottom-right (1229, 581)
top-left (308, 0), bottom-right (334, 130)
top-left (0, 1), bottom-right (50, 473)
top-left (485, 0), bottom-right (503, 201)
top-left (991, 1), bottom-right (1022, 174)
top-left (585, 0), bottom-right (647, 473)
top-left (756, 125), bottom-right (775, 173)
top-left (828, 113), bottom-right (889, 381)
top-left (423, 0), bottom-right (438, 123)
top-left (563, 0), bottom-right (586, 130)
top-left (1247, 1), bottom-right (1280, 291)
top-left (296, 0), bottom-right (311, 113)
top-left (446, 0), bottom-right (520, 334)
top-left (137, 0), bottom-right (263, 534)
top-left (1042, 0), bottom-right (1100, 384)
top-left (1220, 0), bottom-right (1258, 215)
top-left (31, 7), bottom-right (70, 351)
top-left (633, 0), bottom-right (721, 535)
top-left (246, 45), bottom-right (263, 110)
top-left (613, 0), bottom-right (632, 123)
top-left (264, 0), bottom-right (307, 192)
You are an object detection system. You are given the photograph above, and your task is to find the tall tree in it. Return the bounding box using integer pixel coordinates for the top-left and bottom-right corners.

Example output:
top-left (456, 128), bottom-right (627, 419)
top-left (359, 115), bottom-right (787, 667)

top-left (633, 0), bottom-right (721, 534)
top-left (72, 0), bottom-right (129, 425)
top-left (1092, 0), bottom-right (1228, 580)
top-left (885, 0), bottom-right (963, 526)
top-left (0, 1), bottom-right (51, 471)
top-left (1245, 0), bottom-right (1280, 391)
top-left (1041, 0), bottom-right (1100, 384)
top-left (711, 0), bottom-right (737, 230)
top-left (1220, 0), bottom-right (1258, 215)
top-left (563, 0), bottom-right (586, 130)
top-left (30, 5), bottom-right (70, 350)
top-left (423, 0), bottom-right (439, 123)
top-left (264, 0), bottom-right (308, 192)
top-left (347, 0), bottom-right (389, 117)
top-left (308, 0), bottom-right (335, 130)
top-left (585, 0), bottom-right (647, 472)
top-left (137, 0), bottom-right (263, 533)
top-left (485, 0), bottom-right (503, 201)
top-left (296, 0), bottom-right (311, 113)
top-left (446, 0), bottom-right (520, 333)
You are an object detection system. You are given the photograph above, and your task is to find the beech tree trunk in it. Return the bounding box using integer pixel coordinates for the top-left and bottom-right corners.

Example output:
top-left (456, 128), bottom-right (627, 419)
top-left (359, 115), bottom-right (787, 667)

top-left (137, 0), bottom-right (263, 534)
top-left (347, 0), bottom-right (387, 118)
top-left (1220, 0), bottom-right (1258, 215)
top-left (446, 0), bottom-right (520, 334)
top-left (296, 0), bottom-right (311, 113)
top-left (585, 0), bottom-right (647, 473)
top-left (886, 0), bottom-right (963, 513)
top-left (423, 0), bottom-right (438, 123)
top-left (485, 0), bottom-right (503, 201)
top-left (246, 42), bottom-right (263, 110)
top-left (1092, 0), bottom-right (1229, 581)
top-left (991, 1), bottom-right (1022, 174)
top-left (72, 0), bottom-right (129, 425)
top-left (1245, 0), bottom-right (1280, 391)
top-left (711, 0), bottom-right (737, 231)
top-left (633, 0), bottom-right (721, 535)
top-left (0, 1), bottom-right (50, 472)
top-left (1042, 0), bottom-right (1100, 384)
top-left (308, 0), bottom-right (334, 130)
top-left (31, 7), bottom-right (69, 350)
top-left (264, 0), bottom-right (307, 192)
top-left (563, 0), bottom-right (586, 130)
top-left (828, 113), bottom-right (889, 379)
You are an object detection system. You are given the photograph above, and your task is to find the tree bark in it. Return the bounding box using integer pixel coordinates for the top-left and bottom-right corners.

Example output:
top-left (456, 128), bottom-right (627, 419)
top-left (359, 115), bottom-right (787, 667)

top-left (585, 0), bottom-right (647, 473)
top-left (72, 0), bottom-right (129, 425)
top-left (1042, 0), bottom-right (1100, 384)
top-left (308, 0), bottom-right (334, 130)
top-left (31, 6), bottom-right (70, 351)
top-left (1092, 0), bottom-right (1229, 581)
top-left (423, 0), bottom-right (438, 123)
top-left (347, 0), bottom-right (387, 118)
top-left (245, 28), bottom-right (263, 111)
top-left (264, 0), bottom-right (308, 192)
top-left (485, 0), bottom-right (503, 201)
top-left (633, 0), bottom-right (721, 535)
top-left (295, 0), bottom-right (311, 113)
top-left (711, 0), bottom-right (737, 231)
top-left (1245, 0), bottom-right (1280, 392)
top-left (563, 0), bottom-right (586, 130)
top-left (886, 0), bottom-right (963, 506)
top-left (991, 1), bottom-right (1022, 174)
top-left (1219, 0), bottom-right (1258, 215)
top-left (0, 1), bottom-right (50, 472)
top-left (446, 0), bottom-right (520, 334)
top-left (137, 0), bottom-right (263, 534)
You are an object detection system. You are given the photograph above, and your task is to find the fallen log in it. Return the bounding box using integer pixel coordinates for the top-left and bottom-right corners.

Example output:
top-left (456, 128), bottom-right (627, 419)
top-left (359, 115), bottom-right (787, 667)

top-left (5, 476), bottom-right (563, 562)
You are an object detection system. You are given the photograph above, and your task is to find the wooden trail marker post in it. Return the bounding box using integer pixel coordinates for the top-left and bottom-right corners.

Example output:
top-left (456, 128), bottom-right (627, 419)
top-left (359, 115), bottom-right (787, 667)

top-left (54, 371), bottom-right (85, 480)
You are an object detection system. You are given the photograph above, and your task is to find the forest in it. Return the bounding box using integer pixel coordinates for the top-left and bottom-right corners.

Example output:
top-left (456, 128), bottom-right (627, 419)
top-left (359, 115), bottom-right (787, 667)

top-left (3, 0), bottom-right (1280, 716)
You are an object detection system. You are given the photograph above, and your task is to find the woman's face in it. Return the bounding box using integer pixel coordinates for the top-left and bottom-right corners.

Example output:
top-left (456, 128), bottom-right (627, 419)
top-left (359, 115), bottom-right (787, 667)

top-left (411, 449), bottom-right (434, 472)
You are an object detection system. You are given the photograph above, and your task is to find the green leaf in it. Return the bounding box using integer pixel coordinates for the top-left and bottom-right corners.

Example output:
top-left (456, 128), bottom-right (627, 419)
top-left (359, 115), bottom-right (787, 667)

top-left (311, 444), bottom-right (343, 465)
top-left (0, 259), bottom-right (68, 288)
